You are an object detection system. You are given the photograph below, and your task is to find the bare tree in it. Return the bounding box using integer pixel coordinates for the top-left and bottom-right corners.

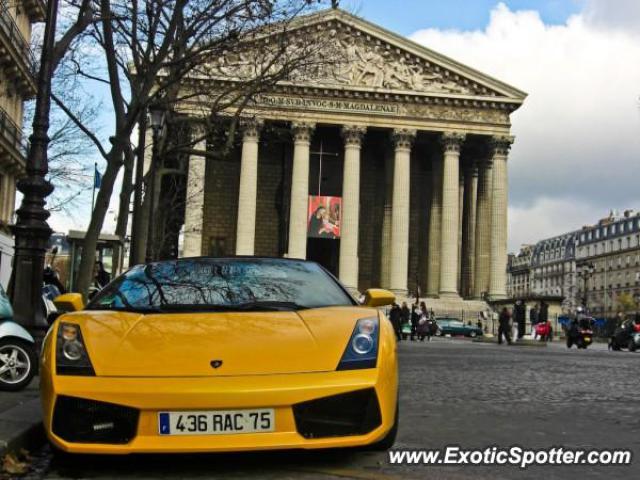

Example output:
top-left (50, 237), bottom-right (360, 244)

top-left (50, 0), bottom-right (337, 298)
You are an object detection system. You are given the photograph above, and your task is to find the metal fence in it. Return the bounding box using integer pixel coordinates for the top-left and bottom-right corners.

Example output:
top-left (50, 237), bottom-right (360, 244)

top-left (0, 5), bottom-right (37, 77)
top-left (0, 105), bottom-right (28, 157)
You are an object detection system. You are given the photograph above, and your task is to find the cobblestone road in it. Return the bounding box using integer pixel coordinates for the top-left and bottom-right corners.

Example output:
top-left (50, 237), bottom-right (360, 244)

top-left (31, 339), bottom-right (640, 479)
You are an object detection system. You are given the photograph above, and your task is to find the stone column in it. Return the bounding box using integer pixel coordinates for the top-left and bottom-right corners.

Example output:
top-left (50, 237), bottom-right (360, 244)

top-left (235, 119), bottom-right (262, 255)
top-left (457, 169), bottom-right (465, 292)
top-left (380, 147), bottom-right (394, 289)
top-left (473, 157), bottom-right (493, 299)
top-left (183, 126), bottom-right (207, 257)
top-left (426, 153), bottom-right (442, 297)
top-left (439, 132), bottom-right (465, 298)
top-left (287, 122), bottom-right (315, 259)
top-left (488, 136), bottom-right (514, 299)
top-left (339, 125), bottom-right (366, 292)
top-left (461, 161), bottom-right (479, 298)
top-left (389, 128), bottom-right (416, 296)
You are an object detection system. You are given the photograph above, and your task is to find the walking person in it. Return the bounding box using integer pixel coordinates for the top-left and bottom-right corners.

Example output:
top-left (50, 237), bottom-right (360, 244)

top-left (498, 307), bottom-right (512, 345)
top-left (400, 302), bottom-right (410, 340)
top-left (389, 303), bottom-right (402, 341)
top-left (410, 303), bottom-right (420, 341)
top-left (417, 302), bottom-right (432, 341)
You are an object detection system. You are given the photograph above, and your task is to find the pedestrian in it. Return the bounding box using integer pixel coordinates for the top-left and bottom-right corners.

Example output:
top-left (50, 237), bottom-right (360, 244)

top-left (498, 307), bottom-right (512, 345)
top-left (530, 304), bottom-right (539, 339)
top-left (410, 303), bottom-right (420, 341)
top-left (389, 303), bottom-right (402, 341)
top-left (400, 301), bottom-right (410, 340)
top-left (417, 301), bottom-right (429, 341)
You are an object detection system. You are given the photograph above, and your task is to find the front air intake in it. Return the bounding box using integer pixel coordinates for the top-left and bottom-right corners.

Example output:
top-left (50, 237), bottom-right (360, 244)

top-left (52, 396), bottom-right (139, 444)
top-left (293, 388), bottom-right (382, 439)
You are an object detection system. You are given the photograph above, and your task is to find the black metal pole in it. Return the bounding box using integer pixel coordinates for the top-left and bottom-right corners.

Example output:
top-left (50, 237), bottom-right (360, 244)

top-left (145, 129), bottom-right (159, 262)
top-left (9, 0), bottom-right (59, 338)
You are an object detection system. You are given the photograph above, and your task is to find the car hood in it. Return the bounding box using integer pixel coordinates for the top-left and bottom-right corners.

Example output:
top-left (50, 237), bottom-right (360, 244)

top-left (58, 307), bottom-right (376, 377)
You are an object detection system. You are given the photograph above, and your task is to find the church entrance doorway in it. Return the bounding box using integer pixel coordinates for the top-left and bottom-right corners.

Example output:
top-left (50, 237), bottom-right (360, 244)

top-left (305, 127), bottom-right (343, 276)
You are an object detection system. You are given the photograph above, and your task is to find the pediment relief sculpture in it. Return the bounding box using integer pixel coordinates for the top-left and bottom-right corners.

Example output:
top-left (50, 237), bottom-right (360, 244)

top-left (205, 17), bottom-right (510, 99)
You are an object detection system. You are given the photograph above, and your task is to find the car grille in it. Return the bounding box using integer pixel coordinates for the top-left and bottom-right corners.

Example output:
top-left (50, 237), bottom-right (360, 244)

top-left (292, 388), bottom-right (382, 439)
top-left (52, 396), bottom-right (139, 444)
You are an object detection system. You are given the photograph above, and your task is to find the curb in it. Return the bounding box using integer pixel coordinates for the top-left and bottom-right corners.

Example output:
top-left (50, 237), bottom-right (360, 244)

top-left (0, 398), bottom-right (44, 458)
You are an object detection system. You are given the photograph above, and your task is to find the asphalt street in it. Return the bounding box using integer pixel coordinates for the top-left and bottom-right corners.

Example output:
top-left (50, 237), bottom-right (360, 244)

top-left (24, 339), bottom-right (640, 480)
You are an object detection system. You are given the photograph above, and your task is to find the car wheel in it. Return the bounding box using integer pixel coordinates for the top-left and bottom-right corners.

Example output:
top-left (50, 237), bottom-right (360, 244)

top-left (628, 339), bottom-right (637, 352)
top-left (566, 339), bottom-right (572, 349)
top-left (611, 341), bottom-right (621, 351)
top-left (369, 402), bottom-right (399, 451)
top-left (0, 339), bottom-right (37, 392)
top-left (469, 331), bottom-right (477, 338)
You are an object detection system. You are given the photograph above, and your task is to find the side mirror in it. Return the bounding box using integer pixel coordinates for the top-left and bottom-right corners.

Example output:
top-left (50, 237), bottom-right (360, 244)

top-left (53, 293), bottom-right (85, 313)
top-left (361, 288), bottom-right (395, 308)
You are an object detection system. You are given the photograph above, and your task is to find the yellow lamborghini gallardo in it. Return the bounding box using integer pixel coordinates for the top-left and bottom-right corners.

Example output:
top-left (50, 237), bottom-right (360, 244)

top-left (41, 257), bottom-right (398, 454)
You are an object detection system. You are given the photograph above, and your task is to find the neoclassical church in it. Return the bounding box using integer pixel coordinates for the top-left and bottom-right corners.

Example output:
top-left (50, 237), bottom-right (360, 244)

top-left (155, 8), bottom-right (526, 307)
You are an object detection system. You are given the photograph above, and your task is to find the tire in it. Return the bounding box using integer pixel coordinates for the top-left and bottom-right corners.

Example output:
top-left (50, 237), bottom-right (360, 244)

top-left (369, 402), bottom-right (399, 451)
top-left (611, 341), bottom-right (621, 351)
top-left (566, 338), bottom-right (572, 349)
top-left (469, 331), bottom-right (477, 338)
top-left (628, 339), bottom-right (637, 352)
top-left (0, 338), bottom-right (37, 392)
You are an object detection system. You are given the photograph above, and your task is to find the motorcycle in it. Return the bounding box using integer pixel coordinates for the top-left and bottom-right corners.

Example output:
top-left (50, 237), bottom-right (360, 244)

top-left (566, 321), bottom-right (594, 349)
top-left (609, 320), bottom-right (640, 352)
top-left (534, 321), bottom-right (553, 341)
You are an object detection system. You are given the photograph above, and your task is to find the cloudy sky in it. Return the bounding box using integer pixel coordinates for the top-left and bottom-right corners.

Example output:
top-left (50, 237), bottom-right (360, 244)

top-left (47, 0), bottom-right (640, 253)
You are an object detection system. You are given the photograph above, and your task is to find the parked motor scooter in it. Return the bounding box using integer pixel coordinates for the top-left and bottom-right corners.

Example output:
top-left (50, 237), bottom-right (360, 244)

top-left (0, 285), bottom-right (38, 391)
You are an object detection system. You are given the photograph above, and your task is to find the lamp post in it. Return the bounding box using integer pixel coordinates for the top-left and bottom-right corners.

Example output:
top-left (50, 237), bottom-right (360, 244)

top-left (9, 0), bottom-right (59, 339)
top-left (578, 262), bottom-right (595, 312)
top-left (145, 104), bottom-right (165, 262)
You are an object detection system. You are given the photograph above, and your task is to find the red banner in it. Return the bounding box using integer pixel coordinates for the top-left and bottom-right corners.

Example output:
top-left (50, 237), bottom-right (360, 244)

top-left (308, 196), bottom-right (341, 239)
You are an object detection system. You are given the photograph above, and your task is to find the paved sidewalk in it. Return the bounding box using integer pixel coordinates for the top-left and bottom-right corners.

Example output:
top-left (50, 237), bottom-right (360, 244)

top-left (0, 379), bottom-right (43, 458)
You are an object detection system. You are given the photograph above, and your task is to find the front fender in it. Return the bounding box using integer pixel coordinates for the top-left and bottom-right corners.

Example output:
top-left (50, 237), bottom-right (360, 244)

top-left (0, 321), bottom-right (35, 344)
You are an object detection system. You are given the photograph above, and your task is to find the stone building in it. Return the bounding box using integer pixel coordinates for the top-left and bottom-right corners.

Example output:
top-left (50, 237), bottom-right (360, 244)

top-left (0, 0), bottom-right (44, 287)
top-left (575, 210), bottom-right (640, 317)
top-left (157, 8), bottom-right (526, 307)
top-left (507, 234), bottom-right (579, 313)
top-left (506, 244), bottom-right (533, 298)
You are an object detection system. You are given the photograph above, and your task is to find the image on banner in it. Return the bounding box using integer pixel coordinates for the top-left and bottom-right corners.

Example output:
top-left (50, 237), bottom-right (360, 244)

top-left (307, 196), bottom-right (341, 239)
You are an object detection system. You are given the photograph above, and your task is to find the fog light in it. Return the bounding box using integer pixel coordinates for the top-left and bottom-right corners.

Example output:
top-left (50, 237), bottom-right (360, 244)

top-left (92, 422), bottom-right (115, 431)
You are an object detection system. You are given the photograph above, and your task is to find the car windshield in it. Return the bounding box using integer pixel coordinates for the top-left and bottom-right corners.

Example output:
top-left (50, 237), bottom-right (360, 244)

top-left (87, 258), bottom-right (356, 313)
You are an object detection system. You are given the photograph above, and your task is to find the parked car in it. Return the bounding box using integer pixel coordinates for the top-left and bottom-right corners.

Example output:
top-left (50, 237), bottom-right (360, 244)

top-left (436, 318), bottom-right (483, 338)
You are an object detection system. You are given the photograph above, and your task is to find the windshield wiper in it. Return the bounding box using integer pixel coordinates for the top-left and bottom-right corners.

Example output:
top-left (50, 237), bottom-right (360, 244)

top-left (154, 301), bottom-right (309, 313)
top-left (233, 301), bottom-right (309, 311)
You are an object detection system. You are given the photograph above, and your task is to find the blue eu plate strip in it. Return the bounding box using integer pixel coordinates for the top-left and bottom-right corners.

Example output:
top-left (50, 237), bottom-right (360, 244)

top-left (159, 412), bottom-right (170, 435)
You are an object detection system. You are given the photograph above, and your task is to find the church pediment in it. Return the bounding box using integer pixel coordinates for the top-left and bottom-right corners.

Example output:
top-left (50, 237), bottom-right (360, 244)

top-left (210, 8), bottom-right (526, 104)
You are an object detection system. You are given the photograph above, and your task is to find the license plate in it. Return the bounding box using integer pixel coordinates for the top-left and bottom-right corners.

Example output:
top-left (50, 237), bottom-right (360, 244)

top-left (158, 409), bottom-right (275, 435)
top-left (584, 337), bottom-right (591, 342)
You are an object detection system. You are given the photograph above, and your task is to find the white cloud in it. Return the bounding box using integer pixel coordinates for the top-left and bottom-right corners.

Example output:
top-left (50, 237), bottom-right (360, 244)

top-left (410, 2), bottom-right (640, 252)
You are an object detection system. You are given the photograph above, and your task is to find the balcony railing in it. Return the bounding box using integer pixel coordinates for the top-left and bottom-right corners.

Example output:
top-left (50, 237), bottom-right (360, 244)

top-left (0, 105), bottom-right (29, 159)
top-left (0, 6), bottom-right (37, 78)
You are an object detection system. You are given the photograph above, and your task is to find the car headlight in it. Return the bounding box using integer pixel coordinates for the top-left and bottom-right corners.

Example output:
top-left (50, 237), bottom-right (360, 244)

top-left (337, 317), bottom-right (379, 370)
top-left (56, 323), bottom-right (95, 376)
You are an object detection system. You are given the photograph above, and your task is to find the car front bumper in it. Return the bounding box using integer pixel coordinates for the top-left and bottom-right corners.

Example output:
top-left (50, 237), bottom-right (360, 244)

top-left (41, 367), bottom-right (397, 454)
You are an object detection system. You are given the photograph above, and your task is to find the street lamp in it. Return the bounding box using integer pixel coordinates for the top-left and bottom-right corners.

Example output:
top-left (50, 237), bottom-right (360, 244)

top-left (577, 262), bottom-right (595, 311)
top-left (145, 104), bottom-right (165, 262)
top-left (9, 0), bottom-right (59, 340)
